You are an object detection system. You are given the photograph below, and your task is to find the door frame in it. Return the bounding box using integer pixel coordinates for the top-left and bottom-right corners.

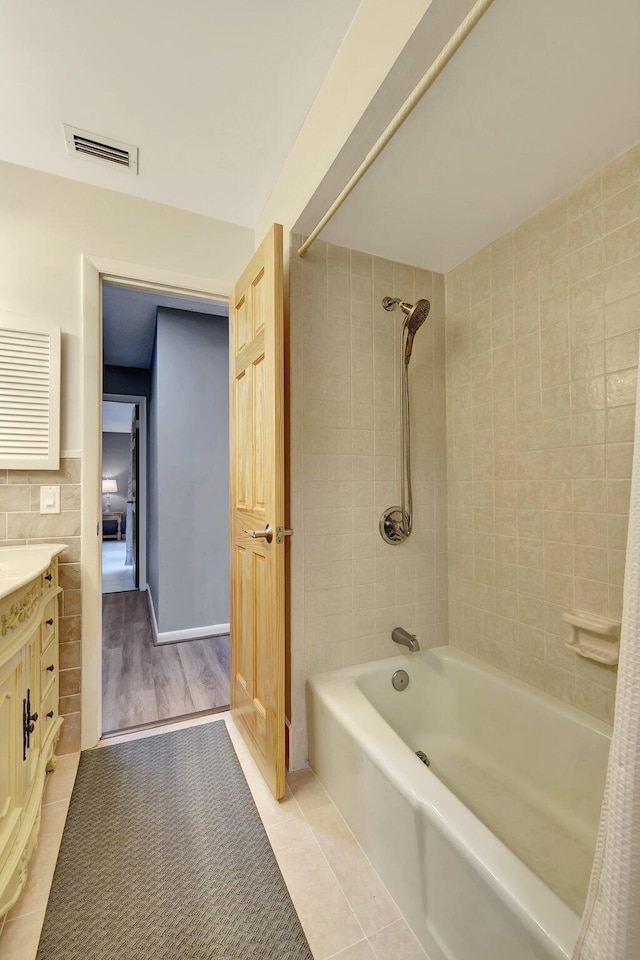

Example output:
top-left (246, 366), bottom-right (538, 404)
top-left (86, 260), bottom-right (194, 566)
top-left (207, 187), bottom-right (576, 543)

top-left (102, 393), bottom-right (148, 591)
top-left (81, 255), bottom-right (229, 750)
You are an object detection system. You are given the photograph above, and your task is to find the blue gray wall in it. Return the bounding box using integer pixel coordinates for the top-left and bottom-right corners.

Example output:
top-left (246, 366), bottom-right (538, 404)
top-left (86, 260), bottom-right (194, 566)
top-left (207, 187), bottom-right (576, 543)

top-left (147, 340), bottom-right (160, 614)
top-left (104, 365), bottom-right (151, 398)
top-left (147, 308), bottom-right (229, 634)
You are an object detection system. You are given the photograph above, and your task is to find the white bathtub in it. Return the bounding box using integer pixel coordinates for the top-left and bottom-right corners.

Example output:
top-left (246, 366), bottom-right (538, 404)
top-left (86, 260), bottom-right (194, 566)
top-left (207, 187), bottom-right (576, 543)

top-left (307, 646), bottom-right (611, 960)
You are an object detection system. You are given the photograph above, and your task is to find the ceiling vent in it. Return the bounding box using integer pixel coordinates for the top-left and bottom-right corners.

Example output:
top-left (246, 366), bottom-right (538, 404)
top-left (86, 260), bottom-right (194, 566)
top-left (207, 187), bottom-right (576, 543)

top-left (63, 124), bottom-right (139, 175)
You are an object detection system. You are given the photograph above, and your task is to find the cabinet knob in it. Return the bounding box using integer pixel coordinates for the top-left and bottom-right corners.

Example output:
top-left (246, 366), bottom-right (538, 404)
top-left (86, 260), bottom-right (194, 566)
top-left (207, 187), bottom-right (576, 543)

top-left (46, 664), bottom-right (55, 672)
top-left (44, 573), bottom-right (52, 582)
top-left (46, 710), bottom-right (54, 719)
top-left (46, 618), bottom-right (54, 626)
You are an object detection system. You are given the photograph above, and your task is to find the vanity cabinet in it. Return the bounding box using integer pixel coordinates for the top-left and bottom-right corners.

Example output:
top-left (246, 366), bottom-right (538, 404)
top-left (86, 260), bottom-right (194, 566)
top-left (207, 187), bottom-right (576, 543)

top-left (0, 547), bottom-right (64, 920)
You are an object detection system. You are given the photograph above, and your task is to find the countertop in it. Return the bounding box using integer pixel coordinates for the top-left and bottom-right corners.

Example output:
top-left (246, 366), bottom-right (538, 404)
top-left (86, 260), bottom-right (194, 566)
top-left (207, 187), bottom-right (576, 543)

top-left (0, 543), bottom-right (66, 602)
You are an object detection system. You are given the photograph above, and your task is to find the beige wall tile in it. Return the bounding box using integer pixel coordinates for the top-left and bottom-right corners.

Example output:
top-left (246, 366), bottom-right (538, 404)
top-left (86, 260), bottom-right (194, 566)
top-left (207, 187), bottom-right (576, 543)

top-left (445, 144), bottom-right (640, 718)
top-left (56, 711), bottom-right (81, 755)
top-left (0, 459), bottom-right (82, 759)
top-left (602, 143), bottom-right (640, 199)
top-left (290, 240), bottom-right (447, 765)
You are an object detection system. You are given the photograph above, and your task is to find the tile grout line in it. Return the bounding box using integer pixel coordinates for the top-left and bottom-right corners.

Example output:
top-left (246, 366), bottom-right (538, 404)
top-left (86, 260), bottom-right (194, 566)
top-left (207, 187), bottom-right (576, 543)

top-left (301, 798), bottom-right (408, 940)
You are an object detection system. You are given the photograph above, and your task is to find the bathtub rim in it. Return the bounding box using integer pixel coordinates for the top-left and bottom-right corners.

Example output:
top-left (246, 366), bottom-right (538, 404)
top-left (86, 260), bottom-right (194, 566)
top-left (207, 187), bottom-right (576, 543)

top-left (307, 645), bottom-right (611, 960)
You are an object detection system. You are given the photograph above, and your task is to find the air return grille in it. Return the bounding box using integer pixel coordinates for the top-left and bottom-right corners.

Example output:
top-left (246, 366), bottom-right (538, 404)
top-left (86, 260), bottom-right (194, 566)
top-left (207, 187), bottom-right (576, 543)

top-left (0, 327), bottom-right (61, 469)
top-left (63, 124), bottom-right (139, 175)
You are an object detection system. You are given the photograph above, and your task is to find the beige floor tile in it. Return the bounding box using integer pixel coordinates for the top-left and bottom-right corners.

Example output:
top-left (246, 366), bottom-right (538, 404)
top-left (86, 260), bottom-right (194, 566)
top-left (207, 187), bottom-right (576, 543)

top-left (327, 940), bottom-right (377, 960)
top-left (233, 750), bottom-right (303, 828)
top-left (0, 909), bottom-right (45, 960)
top-left (268, 816), bottom-right (364, 959)
top-left (305, 804), bottom-right (400, 936)
top-left (287, 766), bottom-right (331, 812)
top-left (43, 752), bottom-right (80, 804)
top-left (368, 920), bottom-right (428, 960)
top-left (7, 800), bottom-right (70, 921)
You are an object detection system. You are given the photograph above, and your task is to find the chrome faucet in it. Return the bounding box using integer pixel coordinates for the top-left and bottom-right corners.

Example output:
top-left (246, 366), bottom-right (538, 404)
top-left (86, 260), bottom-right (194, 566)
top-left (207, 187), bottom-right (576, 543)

top-left (392, 627), bottom-right (420, 652)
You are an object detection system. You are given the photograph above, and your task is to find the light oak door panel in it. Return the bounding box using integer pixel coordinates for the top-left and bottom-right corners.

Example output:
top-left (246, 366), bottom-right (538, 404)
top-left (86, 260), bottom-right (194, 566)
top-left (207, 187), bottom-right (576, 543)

top-left (230, 224), bottom-right (285, 799)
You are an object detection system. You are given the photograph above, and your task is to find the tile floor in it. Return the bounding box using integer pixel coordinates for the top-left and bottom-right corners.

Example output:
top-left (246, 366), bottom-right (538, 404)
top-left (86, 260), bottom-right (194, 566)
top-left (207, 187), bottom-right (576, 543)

top-left (0, 713), bottom-right (429, 960)
top-left (102, 540), bottom-right (135, 593)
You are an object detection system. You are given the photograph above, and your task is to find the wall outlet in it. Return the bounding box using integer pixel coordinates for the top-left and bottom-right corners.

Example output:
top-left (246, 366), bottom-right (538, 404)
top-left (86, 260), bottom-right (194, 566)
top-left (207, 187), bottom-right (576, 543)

top-left (40, 485), bottom-right (60, 514)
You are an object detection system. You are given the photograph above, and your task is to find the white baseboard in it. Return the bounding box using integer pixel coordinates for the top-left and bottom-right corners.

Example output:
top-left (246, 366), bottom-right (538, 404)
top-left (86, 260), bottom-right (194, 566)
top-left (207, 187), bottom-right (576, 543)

top-left (146, 586), bottom-right (160, 642)
top-left (145, 588), bottom-right (229, 644)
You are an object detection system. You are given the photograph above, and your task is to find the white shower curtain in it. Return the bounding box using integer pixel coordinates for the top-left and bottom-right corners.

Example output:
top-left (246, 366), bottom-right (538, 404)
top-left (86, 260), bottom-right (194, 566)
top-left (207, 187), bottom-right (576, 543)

top-left (573, 384), bottom-right (640, 959)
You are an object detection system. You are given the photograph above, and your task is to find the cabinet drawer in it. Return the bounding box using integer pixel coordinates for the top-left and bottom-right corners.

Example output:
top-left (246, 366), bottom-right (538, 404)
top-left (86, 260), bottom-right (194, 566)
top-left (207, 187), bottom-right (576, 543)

top-left (41, 647), bottom-right (57, 700)
top-left (41, 598), bottom-right (57, 652)
top-left (42, 562), bottom-right (57, 592)
top-left (40, 684), bottom-right (58, 743)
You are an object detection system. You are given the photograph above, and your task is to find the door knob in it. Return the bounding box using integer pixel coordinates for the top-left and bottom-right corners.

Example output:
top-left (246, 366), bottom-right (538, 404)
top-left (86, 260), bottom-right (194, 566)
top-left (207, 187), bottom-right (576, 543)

top-left (245, 525), bottom-right (273, 544)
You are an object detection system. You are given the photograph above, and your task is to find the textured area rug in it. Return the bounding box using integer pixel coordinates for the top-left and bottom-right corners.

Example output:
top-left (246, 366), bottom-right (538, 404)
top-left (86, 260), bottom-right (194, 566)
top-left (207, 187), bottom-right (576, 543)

top-left (36, 723), bottom-right (313, 960)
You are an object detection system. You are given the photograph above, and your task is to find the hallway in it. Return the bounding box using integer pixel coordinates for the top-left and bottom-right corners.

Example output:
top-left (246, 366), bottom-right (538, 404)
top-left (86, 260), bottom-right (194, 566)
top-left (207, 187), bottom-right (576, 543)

top-left (102, 541), bottom-right (136, 593)
top-left (102, 591), bottom-right (230, 734)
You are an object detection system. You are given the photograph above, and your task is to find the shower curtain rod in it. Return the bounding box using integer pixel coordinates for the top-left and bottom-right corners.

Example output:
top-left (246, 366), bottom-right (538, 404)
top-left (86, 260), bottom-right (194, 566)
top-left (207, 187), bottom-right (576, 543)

top-left (297, 0), bottom-right (496, 258)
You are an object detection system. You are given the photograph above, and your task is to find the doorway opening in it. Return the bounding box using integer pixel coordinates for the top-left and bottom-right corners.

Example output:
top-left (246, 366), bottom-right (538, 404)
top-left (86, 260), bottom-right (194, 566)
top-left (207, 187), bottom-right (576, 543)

top-left (100, 279), bottom-right (231, 737)
top-left (102, 397), bottom-right (143, 594)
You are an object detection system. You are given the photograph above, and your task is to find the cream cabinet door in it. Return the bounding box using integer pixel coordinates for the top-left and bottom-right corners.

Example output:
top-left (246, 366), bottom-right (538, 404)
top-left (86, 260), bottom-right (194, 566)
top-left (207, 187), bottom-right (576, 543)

top-left (21, 632), bottom-right (40, 799)
top-left (0, 651), bottom-right (23, 875)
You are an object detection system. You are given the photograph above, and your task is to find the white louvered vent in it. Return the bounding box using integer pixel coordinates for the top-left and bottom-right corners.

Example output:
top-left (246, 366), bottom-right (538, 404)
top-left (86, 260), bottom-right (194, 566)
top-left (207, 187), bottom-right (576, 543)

top-left (0, 327), bottom-right (61, 470)
top-left (63, 124), bottom-right (139, 175)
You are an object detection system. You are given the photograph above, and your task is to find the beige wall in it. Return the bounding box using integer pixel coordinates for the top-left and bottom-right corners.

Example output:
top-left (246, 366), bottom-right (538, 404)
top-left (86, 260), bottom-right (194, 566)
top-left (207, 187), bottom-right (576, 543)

top-left (0, 160), bottom-right (254, 453)
top-left (288, 235), bottom-right (448, 766)
top-left (445, 143), bottom-right (640, 724)
top-left (0, 459), bottom-right (81, 753)
top-left (0, 162), bottom-right (254, 750)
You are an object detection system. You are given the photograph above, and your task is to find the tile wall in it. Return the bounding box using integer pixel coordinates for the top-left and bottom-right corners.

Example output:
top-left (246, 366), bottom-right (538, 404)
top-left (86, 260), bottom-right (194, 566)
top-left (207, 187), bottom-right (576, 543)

top-left (289, 237), bottom-right (448, 766)
top-left (0, 459), bottom-right (81, 752)
top-left (445, 143), bottom-right (640, 723)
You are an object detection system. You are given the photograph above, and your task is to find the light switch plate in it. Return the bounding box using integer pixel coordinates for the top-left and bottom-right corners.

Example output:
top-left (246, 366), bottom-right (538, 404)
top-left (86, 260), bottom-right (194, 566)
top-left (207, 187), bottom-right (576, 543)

top-left (40, 485), bottom-right (60, 514)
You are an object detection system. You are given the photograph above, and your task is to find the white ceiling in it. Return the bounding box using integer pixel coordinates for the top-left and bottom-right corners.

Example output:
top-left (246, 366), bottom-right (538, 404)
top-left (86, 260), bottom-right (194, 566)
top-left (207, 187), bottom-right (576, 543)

top-left (0, 0), bottom-right (360, 227)
top-left (311, 0), bottom-right (640, 273)
top-left (103, 402), bottom-right (135, 434)
top-left (103, 283), bottom-right (227, 369)
top-left (2, 0), bottom-right (638, 271)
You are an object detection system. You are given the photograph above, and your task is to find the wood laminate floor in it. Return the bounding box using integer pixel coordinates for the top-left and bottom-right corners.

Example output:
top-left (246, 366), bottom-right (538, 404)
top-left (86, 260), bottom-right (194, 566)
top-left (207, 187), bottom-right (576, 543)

top-left (102, 591), bottom-right (230, 734)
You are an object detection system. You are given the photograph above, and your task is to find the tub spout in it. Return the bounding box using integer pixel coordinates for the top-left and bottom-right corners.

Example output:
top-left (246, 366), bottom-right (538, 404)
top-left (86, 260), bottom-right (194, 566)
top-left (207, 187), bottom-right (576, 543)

top-left (392, 627), bottom-right (420, 652)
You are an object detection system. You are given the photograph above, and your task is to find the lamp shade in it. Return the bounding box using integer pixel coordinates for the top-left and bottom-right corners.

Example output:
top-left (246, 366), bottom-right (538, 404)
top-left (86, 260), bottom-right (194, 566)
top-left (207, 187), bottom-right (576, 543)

top-left (102, 478), bottom-right (117, 494)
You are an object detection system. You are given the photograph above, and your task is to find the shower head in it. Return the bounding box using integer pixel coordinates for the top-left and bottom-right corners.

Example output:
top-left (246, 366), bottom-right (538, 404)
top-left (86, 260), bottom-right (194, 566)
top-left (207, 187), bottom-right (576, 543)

top-left (382, 296), bottom-right (431, 363)
top-left (403, 298), bottom-right (430, 334)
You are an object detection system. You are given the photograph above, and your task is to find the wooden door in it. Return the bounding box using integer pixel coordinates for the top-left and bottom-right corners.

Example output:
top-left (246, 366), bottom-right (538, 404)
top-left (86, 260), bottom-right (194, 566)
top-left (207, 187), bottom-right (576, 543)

top-left (229, 224), bottom-right (286, 799)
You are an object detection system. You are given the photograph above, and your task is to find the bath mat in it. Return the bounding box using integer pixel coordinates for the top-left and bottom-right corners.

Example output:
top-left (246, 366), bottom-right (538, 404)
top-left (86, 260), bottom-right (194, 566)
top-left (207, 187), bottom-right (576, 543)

top-left (36, 722), bottom-right (313, 960)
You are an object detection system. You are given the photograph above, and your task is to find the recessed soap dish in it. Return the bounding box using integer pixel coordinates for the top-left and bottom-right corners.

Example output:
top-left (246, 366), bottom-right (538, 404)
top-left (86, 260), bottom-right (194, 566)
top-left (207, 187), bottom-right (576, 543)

top-left (563, 610), bottom-right (621, 665)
